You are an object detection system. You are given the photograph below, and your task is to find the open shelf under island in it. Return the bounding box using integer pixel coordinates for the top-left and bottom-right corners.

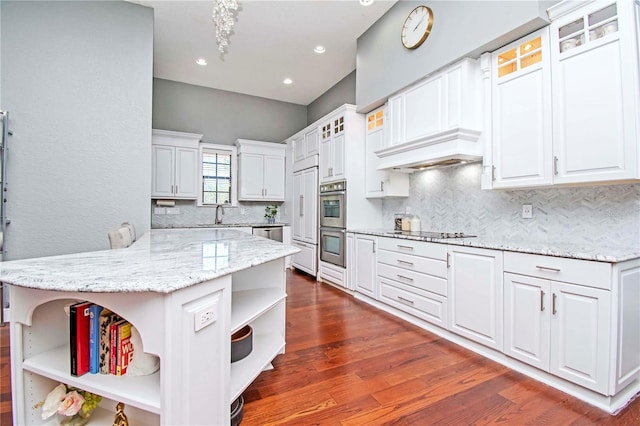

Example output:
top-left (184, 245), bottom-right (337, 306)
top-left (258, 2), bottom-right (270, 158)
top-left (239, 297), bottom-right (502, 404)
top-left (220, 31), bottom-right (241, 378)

top-left (1, 228), bottom-right (299, 425)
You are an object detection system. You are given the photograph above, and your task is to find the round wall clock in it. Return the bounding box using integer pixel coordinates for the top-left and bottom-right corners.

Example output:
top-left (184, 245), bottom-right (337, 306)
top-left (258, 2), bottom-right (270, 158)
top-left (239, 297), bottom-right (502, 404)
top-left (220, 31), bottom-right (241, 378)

top-left (401, 6), bottom-right (434, 50)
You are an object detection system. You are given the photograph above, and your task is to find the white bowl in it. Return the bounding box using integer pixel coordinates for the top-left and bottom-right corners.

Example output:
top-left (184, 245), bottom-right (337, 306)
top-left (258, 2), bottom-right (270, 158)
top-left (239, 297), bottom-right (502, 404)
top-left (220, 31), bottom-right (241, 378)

top-left (561, 38), bottom-right (577, 52)
top-left (602, 22), bottom-right (618, 35)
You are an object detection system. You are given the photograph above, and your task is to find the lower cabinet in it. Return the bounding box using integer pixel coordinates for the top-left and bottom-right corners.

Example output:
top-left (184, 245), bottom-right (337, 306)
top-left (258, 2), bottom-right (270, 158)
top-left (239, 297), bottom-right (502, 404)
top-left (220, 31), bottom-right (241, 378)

top-left (291, 240), bottom-right (317, 277)
top-left (354, 234), bottom-right (377, 298)
top-left (504, 254), bottom-right (613, 395)
top-left (448, 246), bottom-right (504, 351)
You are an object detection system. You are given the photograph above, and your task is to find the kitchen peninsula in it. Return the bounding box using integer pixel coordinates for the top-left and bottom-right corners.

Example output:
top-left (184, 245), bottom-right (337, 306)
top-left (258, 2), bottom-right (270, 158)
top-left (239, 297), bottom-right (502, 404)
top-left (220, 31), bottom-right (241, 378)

top-left (1, 228), bottom-right (298, 425)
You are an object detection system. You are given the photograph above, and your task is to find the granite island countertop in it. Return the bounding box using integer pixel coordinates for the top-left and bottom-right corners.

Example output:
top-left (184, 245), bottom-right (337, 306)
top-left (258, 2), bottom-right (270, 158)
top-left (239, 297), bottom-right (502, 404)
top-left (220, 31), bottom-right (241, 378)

top-left (0, 228), bottom-right (299, 293)
top-left (350, 229), bottom-right (640, 263)
top-left (152, 222), bottom-right (289, 229)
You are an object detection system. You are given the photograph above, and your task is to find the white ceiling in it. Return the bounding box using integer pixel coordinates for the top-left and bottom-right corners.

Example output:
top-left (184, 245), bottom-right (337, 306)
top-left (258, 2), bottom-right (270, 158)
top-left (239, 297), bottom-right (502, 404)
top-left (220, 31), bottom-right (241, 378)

top-left (132, 0), bottom-right (397, 106)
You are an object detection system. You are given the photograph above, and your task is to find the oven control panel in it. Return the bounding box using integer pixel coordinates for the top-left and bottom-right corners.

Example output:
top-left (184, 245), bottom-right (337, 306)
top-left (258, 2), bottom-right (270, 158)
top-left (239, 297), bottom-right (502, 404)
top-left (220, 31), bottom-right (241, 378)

top-left (320, 180), bottom-right (346, 193)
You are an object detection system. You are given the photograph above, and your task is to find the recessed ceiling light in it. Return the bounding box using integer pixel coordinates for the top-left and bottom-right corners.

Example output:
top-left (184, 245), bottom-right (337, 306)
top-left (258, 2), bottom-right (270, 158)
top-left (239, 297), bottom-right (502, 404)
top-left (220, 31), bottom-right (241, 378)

top-left (196, 58), bottom-right (208, 66)
top-left (314, 45), bottom-right (326, 54)
top-left (360, 0), bottom-right (374, 6)
top-left (283, 78), bottom-right (293, 85)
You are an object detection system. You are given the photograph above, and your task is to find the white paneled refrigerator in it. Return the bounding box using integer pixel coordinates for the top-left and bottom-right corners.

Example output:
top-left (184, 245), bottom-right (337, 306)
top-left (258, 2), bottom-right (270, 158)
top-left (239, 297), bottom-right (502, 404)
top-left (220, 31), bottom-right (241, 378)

top-left (291, 164), bottom-right (318, 276)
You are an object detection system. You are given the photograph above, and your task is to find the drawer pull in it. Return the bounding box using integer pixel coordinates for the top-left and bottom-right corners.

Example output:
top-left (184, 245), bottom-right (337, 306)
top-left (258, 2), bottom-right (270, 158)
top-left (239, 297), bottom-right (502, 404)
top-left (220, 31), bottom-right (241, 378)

top-left (536, 265), bottom-right (561, 272)
top-left (540, 290), bottom-right (545, 312)
top-left (397, 259), bottom-right (414, 266)
top-left (552, 293), bottom-right (557, 315)
top-left (397, 274), bottom-right (414, 282)
top-left (397, 296), bottom-right (415, 305)
top-left (397, 244), bottom-right (414, 250)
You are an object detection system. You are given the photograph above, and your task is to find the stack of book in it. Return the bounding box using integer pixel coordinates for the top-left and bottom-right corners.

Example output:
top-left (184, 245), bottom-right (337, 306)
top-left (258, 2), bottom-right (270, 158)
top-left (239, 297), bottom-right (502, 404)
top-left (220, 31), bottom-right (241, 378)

top-left (69, 301), bottom-right (134, 377)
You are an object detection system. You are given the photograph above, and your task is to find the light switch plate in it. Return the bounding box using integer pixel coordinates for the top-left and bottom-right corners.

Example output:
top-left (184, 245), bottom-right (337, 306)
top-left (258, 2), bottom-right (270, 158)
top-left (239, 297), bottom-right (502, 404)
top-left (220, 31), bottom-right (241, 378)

top-left (522, 204), bottom-right (533, 219)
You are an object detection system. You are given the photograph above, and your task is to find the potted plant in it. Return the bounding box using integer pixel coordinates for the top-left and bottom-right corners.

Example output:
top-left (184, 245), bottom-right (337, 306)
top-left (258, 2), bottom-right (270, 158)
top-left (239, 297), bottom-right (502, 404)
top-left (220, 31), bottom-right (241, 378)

top-left (264, 204), bottom-right (278, 224)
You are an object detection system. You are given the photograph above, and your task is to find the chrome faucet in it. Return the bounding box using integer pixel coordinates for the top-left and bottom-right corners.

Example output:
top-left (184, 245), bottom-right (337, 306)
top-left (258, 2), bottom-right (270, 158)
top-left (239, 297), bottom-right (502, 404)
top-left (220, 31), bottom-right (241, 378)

top-left (215, 204), bottom-right (224, 225)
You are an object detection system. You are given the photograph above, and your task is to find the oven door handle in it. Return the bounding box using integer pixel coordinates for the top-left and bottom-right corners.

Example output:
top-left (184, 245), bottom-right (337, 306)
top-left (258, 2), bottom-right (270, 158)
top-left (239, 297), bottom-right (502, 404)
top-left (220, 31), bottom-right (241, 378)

top-left (320, 227), bottom-right (345, 233)
top-left (320, 191), bottom-right (346, 196)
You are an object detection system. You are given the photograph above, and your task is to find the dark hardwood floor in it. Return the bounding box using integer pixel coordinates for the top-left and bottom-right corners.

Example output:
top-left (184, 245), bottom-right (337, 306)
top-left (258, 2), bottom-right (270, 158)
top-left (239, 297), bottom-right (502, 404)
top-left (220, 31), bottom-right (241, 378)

top-left (1, 270), bottom-right (639, 425)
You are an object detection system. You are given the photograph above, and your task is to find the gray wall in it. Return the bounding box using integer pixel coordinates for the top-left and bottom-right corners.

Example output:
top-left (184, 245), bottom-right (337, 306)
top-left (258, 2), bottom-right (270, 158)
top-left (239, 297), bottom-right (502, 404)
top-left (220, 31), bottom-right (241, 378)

top-left (307, 70), bottom-right (356, 125)
top-left (1, 1), bottom-right (153, 260)
top-left (153, 78), bottom-right (307, 145)
top-left (356, 0), bottom-right (556, 112)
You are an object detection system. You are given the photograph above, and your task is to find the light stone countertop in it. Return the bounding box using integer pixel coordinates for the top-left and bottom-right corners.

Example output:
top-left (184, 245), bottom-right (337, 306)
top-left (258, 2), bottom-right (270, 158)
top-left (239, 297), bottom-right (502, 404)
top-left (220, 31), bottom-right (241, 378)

top-left (152, 222), bottom-right (289, 229)
top-left (350, 229), bottom-right (640, 263)
top-left (0, 228), bottom-right (299, 293)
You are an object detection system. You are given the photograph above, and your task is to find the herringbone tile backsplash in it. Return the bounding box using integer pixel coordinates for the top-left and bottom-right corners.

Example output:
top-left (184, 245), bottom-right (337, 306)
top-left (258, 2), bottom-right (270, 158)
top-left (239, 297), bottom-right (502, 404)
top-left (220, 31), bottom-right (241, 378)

top-left (382, 163), bottom-right (640, 248)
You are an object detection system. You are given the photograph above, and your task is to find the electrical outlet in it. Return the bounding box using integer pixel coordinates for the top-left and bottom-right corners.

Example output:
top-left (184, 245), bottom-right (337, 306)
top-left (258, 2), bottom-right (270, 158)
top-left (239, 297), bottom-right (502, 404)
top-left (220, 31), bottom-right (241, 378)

top-left (194, 302), bottom-right (218, 331)
top-left (240, 208), bottom-right (246, 215)
top-left (522, 204), bottom-right (533, 219)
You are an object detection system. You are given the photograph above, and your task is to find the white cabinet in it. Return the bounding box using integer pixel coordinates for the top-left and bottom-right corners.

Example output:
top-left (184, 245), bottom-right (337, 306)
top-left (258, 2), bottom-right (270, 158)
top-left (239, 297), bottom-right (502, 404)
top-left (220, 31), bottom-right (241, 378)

top-left (151, 129), bottom-right (201, 199)
top-left (354, 234), bottom-right (377, 299)
top-left (319, 115), bottom-right (346, 183)
top-left (365, 106), bottom-right (409, 198)
top-left (448, 246), bottom-right (503, 351)
top-left (291, 240), bottom-right (317, 277)
top-left (548, 0), bottom-right (640, 184)
top-left (236, 139), bottom-right (286, 201)
top-left (292, 127), bottom-right (319, 172)
top-left (377, 237), bottom-right (448, 328)
top-left (503, 252), bottom-right (612, 394)
top-left (491, 28), bottom-right (553, 188)
top-left (292, 167), bottom-right (317, 244)
top-left (378, 58), bottom-right (483, 170)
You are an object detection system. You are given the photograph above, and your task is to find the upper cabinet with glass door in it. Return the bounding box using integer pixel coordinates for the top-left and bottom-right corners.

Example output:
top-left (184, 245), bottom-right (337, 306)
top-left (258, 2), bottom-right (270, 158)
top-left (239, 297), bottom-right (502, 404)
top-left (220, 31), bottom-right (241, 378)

top-left (491, 27), bottom-right (553, 188)
top-left (548, 0), bottom-right (640, 184)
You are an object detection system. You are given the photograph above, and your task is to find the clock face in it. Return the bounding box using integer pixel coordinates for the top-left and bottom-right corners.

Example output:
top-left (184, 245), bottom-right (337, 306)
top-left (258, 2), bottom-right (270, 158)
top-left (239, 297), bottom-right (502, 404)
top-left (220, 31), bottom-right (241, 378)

top-left (401, 6), bottom-right (433, 49)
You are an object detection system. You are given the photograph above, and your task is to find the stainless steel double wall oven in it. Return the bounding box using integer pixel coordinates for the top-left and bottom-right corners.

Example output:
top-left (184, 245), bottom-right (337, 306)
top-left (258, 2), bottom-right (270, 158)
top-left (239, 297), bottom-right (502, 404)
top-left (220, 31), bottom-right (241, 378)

top-left (319, 180), bottom-right (346, 267)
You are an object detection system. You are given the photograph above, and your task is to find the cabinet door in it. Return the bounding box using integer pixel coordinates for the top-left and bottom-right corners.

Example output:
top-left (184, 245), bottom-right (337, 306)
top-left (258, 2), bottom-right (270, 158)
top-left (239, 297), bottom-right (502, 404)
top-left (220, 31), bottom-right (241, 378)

top-left (492, 28), bottom-right (553, 188)
top-left (550, 281), bottom-right (611, 394)
top-left (504, 273), bottom-right (551, 371)
top-left (174, 147), bottom-right (198, 198)
top-left (550, 2), bottom-right (638, 184)
top-left (387, 94), bottom-right (404, 146)
top-left (293, 135), bottom-right (305, 163)
top-left (292, 171), bottom-right (303, 240)
top-left (332, 133), bottom-right (346, 181)
top-left (448, 246), bottom-right (503, 351)
top-left (292, 240), bottom-right (317, 276)
top-left (263, 155), bottom-right (285, 200)
top-left (404, 75), bottom-right (443, 143)
top-left (355, 235), bottom-right (377, 299)
top-left (152, 145), bottom-right (175, 197)
top-left (319, 136), bottom-right (332, 183)
top-left (305, 128), bottom-right (319, 157)
top-left (238, 153), bottom-right (265, 199)
top-left (366, 127), bottom-right (385, 197)
top-left (302, 167), bottom-right (318, 244)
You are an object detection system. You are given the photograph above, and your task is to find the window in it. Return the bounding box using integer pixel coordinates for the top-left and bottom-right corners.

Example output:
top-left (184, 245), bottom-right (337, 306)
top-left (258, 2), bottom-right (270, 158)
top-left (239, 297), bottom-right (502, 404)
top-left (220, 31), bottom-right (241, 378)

top-left (198, 144), bottom-right (237, 206)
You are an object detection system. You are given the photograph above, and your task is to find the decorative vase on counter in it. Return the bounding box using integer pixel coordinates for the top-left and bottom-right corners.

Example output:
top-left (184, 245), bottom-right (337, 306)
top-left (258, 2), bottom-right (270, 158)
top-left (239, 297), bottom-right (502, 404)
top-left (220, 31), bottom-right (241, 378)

top-left (267, 218), bottom-right (275, 224)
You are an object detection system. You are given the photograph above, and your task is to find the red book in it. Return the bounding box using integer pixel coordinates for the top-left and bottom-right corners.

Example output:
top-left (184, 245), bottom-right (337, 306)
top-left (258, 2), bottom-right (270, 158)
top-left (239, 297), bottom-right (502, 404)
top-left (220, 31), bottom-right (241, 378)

top-left (116, 321), bottom-right (134, 376)
top-left (110, 319), bottom-right (126, 374)
top-left (69, 301), bottom-right (92, 377)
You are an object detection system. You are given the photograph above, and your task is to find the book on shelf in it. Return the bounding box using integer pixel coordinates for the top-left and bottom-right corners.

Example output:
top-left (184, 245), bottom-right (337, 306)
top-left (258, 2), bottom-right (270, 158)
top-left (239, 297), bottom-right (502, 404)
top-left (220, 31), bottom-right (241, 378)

top-left (69, 301), bottom-right (92, 377)
top-left (99, 309), bottom-right (118, 374)
top-left (88, 304), bottom-right (103, 374)
top-left (110, 319), bottom-right (126, 375)
top-left (116, 321), bottom-right (134, 376)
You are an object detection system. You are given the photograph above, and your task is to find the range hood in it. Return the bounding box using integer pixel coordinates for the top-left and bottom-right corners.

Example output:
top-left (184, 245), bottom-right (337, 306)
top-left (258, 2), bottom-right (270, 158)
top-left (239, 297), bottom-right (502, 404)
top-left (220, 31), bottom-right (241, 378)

top-left (375, 127), bottom-right (483, 172)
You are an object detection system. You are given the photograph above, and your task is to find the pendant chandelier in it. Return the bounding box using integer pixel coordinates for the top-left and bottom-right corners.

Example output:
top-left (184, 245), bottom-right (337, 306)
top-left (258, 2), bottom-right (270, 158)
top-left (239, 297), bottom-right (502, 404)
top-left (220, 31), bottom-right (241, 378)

top-left (212, 0), bottom-right (239, 54)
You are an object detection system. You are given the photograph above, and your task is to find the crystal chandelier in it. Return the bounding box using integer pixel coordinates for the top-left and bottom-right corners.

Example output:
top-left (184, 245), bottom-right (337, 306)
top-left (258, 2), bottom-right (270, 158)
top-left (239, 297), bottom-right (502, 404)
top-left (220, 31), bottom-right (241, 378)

top-left (212, 0), bottom-right (239, 54)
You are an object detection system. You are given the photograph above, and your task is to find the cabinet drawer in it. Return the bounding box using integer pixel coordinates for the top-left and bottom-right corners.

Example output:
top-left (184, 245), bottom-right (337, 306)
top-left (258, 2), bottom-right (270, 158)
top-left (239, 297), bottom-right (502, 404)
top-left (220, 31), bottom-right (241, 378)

top-left (504, 252), bottom-right (611, 290)
top-left (378, 237), bottom-right (447, 259)
top-left (292, 241), bottom-right (317, 276)
top-left (378, 249), bottom-right (447, 279)
top-left (319, 261), bottom-right (346, 287)
top-left (379, 277), bottom-right (447, 328)
top-left (378, 262), bottom-right (447, 296)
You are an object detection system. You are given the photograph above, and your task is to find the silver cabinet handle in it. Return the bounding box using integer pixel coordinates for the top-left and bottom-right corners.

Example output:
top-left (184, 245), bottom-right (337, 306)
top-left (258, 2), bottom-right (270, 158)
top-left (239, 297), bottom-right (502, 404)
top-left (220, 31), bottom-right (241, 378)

top-left (446, 252), bottom-right (451, 268)
top-left (553, 156), bottom-right (559, 175)
top-left (171, 185), bottom-right (174, 194)
top-left (299, 195), bottom-right (304, 216)
top-left (264, 188), bottom-right (267, 196)
top-left (552, 293), bottom-right (557, 315)
top-left (380, 181), bottom-right (384, 192)
top-left (540, 290), bottom-right (545, 312)
top-left (397, 244), bottom-right (414, 250)
top-left (397, 296), bottom-right (415, 305)
top-left (397, 274), bottom-right (413, 282)
top-left (492, 165), bottom-right (496, 181)
top-left (397, 259), bottom-right (413, 266)
top-left (536, 265), bottom-right (561, 272)
top-left (372, 241), bottom-right (376, 253)
top-left (175, 185), bottom-right (178, 194)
